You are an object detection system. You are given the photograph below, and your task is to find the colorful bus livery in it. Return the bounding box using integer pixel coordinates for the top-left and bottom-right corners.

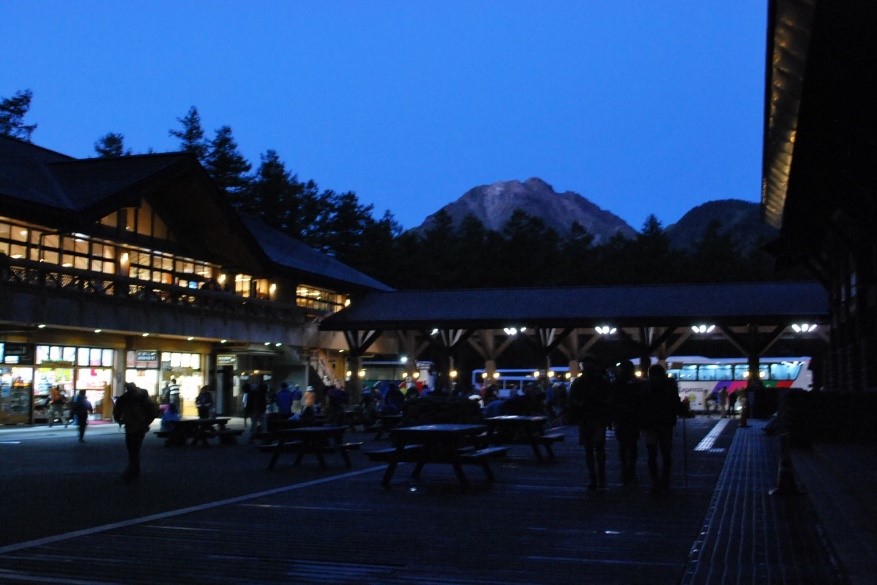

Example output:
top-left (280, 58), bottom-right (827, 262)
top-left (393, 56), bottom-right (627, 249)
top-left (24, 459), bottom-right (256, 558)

top-left (659, 356), bottom-right (812, 412)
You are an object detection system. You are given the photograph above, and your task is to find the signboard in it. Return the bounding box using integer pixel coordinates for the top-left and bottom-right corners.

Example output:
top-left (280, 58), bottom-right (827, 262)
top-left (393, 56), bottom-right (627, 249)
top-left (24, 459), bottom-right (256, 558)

top-left (216, 354), bottom-right (237, 368)
top-left (2, 343), bottom-right (34, 365)
top-left (126, 350), bottom-right (159, 369)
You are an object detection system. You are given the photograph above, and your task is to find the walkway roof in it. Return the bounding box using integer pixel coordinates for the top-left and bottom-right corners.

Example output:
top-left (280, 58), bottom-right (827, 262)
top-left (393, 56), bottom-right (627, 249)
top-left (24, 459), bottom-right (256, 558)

top-left (319, 281), bottom-right (827, 331)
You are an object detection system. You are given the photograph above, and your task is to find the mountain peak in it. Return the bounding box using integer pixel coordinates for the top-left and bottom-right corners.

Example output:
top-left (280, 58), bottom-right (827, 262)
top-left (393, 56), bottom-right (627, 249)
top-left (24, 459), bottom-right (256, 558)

top-left (416, 178), bottom-right (636, 243)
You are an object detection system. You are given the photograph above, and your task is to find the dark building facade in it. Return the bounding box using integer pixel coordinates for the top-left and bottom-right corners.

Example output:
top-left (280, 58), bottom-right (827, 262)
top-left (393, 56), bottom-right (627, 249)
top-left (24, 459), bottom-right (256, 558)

top-left (762, 0), bottom-right (877, 393)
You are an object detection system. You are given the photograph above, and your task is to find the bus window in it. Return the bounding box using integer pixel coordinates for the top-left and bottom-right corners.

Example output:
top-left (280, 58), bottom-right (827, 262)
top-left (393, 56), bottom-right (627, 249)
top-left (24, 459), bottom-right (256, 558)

top-left (698, 364), bottom-right (732, 381)
top-left (676, 365), bottom-right (698, 381)
top-left (769, 362), bottom-right (802, 381)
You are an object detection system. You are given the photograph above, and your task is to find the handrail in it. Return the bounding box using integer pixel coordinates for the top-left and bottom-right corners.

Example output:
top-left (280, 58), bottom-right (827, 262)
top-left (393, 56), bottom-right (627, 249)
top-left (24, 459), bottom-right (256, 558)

top-left (1, 256), bottom-right (315, 324)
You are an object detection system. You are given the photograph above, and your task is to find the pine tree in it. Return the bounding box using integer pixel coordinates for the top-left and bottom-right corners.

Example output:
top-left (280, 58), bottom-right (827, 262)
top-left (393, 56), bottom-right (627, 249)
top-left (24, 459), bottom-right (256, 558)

top-left (169, 106), bottom-right (208, 162)
top-left (248, 149), bottom-right (298, 227)
top-left (94, 132), bottom-right (132, 157)
top-left (0, 89), bottom-right (37, 141)
top-left (204, 125), bottom-right (252, 207)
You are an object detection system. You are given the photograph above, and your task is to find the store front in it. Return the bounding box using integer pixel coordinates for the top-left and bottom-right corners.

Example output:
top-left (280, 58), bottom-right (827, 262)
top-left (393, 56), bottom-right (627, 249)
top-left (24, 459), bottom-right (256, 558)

top-left (160, 351), bottom-right (204, 418)
top-left (35, 345), bottom-right (116, 423)
top-left (0, 343), bottom-right (34, 424)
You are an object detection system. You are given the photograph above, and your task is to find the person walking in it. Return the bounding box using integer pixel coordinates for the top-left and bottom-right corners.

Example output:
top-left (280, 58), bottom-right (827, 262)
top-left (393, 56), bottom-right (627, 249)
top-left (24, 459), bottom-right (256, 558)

top-left (641, 364), bottom-right (682, 494)
top-left (568, 354), bottom-right (611, 491)
top-left (48, 385), bottom-right (68, 427)
top-left (609, 360), bottom-right (643, 486)
top-left (113, 382), bottom-right (158, 482)
top-left (70, 389), bottom-right (94, 442)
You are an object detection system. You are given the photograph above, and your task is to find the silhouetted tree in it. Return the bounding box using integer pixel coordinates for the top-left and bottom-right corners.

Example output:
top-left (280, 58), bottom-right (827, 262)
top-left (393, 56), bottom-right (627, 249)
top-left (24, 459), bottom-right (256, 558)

top-left (497, 210), bottom-right (562, 286)
top-left (0, 89), bottom-right (37, 141)
top-left (630, 214), bottom-right (677, 283)
top-left (248, 149), bottom-right (297, 225)
top-left (94, 132), bottom-right (132, 157)
top-left (169, 106), bottom-right (209, 162)
top-left (350, 210), bottom-right (402, 284)
top-left (558, 221), bottom-right (597, 285)
top-left (204, 125), bottom-right (252, 206)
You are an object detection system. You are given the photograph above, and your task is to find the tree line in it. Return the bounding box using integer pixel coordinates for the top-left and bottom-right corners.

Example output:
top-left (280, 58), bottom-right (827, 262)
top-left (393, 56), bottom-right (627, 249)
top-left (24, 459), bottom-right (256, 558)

top-left (2, 89), bottom-right (803, 289)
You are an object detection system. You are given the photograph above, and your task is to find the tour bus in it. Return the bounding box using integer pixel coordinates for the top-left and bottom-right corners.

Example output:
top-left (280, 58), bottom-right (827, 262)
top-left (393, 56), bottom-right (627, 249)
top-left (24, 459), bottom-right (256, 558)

top-left (470, 367), bottom-right (572, 398)
top-left (472, 356), bottom-right (811, 413)
top-left (654, 356), bottom-right (812, 412)
top-left (359, 360), bottom-right (436, 395)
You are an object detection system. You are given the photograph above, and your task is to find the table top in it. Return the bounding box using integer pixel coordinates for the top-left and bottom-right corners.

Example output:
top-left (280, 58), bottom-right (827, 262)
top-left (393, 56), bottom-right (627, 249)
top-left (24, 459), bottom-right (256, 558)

top-left (172, 417), bottom-right (230, 426)
top-left (393, 423), bottom-right (485, 436)
top-left (277, 425), bottom-right (346, 435)
top-left (484, 415), bottom-right (547, 423)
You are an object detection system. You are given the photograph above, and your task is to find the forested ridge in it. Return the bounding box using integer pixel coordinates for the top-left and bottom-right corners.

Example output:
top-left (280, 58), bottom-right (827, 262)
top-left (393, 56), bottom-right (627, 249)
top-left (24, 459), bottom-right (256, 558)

top-left (2, 90), bottom-right (807, 288)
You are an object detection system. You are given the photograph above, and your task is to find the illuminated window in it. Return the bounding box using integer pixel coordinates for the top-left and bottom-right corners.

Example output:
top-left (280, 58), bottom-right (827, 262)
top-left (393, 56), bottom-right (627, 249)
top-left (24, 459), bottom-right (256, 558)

top-left (295, 285), bottom-right (345, 314)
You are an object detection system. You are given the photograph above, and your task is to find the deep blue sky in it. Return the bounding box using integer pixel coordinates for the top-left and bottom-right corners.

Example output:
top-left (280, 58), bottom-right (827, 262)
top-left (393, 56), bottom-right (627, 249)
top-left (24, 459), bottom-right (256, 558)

top-left (2, 1), bottom-right (767, 231)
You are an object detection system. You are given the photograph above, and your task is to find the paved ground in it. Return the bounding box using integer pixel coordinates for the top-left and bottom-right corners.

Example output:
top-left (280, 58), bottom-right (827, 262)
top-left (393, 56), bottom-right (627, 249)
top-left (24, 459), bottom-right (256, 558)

top-left (0, 415), bottom-right (870, 584)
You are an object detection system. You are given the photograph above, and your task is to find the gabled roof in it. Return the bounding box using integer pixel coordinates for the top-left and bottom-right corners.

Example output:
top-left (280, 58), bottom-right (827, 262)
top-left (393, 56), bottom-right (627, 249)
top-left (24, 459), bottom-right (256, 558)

top-left (1, 135), bottom-right (392, 292)
top-left (239, 215), bottom-right (393, 293)
top-left (320, 281), bottom-right (827, 331)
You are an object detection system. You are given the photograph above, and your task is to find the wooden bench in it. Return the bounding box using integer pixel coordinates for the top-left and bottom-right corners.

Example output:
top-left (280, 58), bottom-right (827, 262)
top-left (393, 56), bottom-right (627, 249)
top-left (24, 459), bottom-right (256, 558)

top-left (365, 444), bottom-right (508, 490)
top-left (216, 428), bottom-right (244, 445)
top-left (257, 439), bottom-right (304, 454)
top-left (363, 444), bottom-right (423, 463)
top-left (495, 431), bottom-right (565, 462)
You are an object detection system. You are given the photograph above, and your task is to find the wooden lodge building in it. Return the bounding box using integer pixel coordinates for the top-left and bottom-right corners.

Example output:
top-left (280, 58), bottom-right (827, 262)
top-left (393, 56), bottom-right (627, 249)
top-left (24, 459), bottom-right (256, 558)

top-left (0, 135), bottom-right (392, 424)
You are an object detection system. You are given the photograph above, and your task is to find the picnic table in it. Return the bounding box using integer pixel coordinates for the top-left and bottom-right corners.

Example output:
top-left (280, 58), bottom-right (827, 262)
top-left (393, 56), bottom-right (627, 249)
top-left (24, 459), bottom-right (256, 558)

top-left (261, 425), bottom-right (361, 470)
top-left (364, 423), bottom-right (507, 491)
top-left (373, 413), bottom-right (403, 440)
top-left (154, 417), bottom-right (242, 447)
top-left (483, 415), bottom-right (564, 462)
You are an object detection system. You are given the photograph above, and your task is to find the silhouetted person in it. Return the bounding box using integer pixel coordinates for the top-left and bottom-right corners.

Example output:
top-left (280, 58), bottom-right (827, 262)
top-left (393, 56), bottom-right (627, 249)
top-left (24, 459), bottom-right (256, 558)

top-left (641, 364), bottom-right (682, 494)
top-left (610, 360), bottom-right (643, 486)
top-left (383, 383), bottom-right (405, 415)
top-left (274, 382), bottom-right (294, 416)
top-left (247, 379), bottom-right (268, 441)
top-left (70, 389), bottom-right (94, 442)
top-left (113, 382), bottom-right (157, 482)
top-left (196, 384), bottom-right (213, 418)
top-left (568, 354), bottom-right (611, 490)
top-left (727, 389), bottom-right (738, 418)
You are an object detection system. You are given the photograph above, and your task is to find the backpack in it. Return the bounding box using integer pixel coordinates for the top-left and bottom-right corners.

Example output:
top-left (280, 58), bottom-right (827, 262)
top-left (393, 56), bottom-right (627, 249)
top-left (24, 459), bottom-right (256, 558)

top-left (113, 387), bottom-right (158, 430)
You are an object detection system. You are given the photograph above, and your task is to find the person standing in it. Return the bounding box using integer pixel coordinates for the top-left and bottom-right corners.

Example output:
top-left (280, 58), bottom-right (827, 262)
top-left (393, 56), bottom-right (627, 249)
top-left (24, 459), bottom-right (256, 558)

top-left (167, 378), bottom-right (181, 413)
top-left (113, 382), bottom-right (158, 482)
top-left (196, 384), bottom-right (214, 418)
top-left (727, 389), bottom-right (738, 418)
top-left (568, 354), bottom-right (611, 491)
top-left (247, 378), bottom-right (268, 441)
top-left (609, 360), bottom-right (643, 486)
top-left (70, 389), bottom-right (94, 442)
top-left (290, 384), bottom-right (303, 414)
top-left (641, 364), bottom-right (682, 494)
top-left (240, 380), bottom-right (252, 427)
top-left (274, 382), bottom-right (294, 416)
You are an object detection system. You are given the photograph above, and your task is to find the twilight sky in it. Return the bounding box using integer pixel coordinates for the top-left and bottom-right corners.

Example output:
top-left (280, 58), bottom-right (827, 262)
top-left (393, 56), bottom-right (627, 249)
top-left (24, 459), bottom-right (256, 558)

top-left (1, 1), bottom-right (767, 231)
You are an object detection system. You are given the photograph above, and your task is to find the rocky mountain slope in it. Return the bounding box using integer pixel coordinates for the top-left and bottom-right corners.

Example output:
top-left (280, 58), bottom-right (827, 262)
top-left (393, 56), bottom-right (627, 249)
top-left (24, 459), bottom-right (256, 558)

top-left (412, 178), bottom-right (774, 253)
top-left (415, 177), bottom-right (636, 244)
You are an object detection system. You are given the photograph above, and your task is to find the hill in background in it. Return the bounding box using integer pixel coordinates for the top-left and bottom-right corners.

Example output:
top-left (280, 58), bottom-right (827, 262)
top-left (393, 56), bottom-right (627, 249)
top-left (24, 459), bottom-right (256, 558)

top-left (412, 178), bottom-right (774, 254)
